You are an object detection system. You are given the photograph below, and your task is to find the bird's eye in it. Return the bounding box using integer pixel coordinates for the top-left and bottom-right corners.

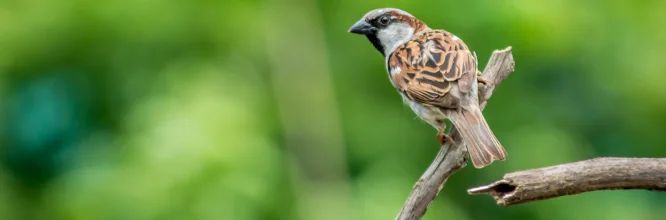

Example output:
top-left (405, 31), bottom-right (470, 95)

top-left (378, 16), bottom-right (390, 25)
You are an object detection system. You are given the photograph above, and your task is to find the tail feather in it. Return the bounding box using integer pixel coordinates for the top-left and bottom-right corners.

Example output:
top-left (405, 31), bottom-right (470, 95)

top-left (447, 105), bottom-right (507, 168)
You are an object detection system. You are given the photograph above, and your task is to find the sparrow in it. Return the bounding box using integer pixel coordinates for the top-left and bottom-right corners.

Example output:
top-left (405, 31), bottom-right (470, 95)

top-left (348, 8), bottom-right (507, 168)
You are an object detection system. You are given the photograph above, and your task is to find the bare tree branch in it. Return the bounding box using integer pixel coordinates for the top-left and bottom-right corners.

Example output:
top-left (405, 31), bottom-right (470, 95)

top-left (396, 47), bottom-right (515, 220)
top-left (467, 157), bottom-right (666, 206)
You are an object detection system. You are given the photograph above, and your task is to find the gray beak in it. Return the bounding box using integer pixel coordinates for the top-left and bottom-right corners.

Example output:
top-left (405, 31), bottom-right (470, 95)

top-left (348, 20), bottom-right (376, 35)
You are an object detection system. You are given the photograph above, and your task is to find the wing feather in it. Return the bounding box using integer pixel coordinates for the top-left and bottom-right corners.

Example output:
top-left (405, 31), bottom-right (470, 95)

top-left (388, 30), bottom-right (477, 108)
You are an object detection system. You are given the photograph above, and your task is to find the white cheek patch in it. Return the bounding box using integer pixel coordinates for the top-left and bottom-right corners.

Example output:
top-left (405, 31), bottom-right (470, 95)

top-left (377, 23), bottom-right (415, 55)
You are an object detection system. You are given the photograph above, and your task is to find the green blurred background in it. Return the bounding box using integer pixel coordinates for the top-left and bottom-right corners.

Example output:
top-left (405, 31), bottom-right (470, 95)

top-left (1, 0), bottom-right (666, 219)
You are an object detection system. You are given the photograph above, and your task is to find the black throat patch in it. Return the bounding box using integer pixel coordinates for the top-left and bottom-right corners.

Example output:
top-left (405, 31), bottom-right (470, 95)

top-left (365, 34), bottom-right (385, 56)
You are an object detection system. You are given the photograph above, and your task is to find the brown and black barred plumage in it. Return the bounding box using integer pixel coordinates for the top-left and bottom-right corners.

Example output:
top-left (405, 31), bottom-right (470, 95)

top-left (349, 8), bottom-right (507, 168)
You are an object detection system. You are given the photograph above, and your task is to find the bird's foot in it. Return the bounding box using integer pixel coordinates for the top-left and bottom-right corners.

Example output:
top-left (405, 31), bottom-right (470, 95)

top-left (477, 76), bottom-right (494, 86)
top-left (437, 132), bottom-right (456, 146)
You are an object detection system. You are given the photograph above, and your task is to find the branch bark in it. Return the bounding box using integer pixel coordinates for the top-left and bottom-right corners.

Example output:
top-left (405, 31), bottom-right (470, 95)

top-left (396, 47), bottom-right (515, 220)
top-left (467, 157), bottom-right (666, 206)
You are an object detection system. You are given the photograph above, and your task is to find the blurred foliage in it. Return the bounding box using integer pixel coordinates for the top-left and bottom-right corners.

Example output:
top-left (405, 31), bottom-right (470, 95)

top-left (1, 0), bottom-right (666, 219)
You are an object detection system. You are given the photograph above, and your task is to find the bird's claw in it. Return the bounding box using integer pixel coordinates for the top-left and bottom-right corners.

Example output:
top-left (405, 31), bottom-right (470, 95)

top-left (477, 76), bottom-right (493, 86)
top-left (437, 133), bottom-right (456, 146)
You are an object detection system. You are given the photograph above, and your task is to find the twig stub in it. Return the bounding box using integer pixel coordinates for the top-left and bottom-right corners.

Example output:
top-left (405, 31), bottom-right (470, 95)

top-left (468, 157), bottom-right (666, 206)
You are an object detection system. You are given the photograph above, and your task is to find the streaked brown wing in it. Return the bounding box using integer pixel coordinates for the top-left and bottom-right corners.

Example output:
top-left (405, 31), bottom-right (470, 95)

top-left (388, 30), bottom-right (477, 108)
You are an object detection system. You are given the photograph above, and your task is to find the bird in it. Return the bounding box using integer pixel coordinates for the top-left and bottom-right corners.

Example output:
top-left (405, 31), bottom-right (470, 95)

top-left (348, 8), bottom-right (507, 168)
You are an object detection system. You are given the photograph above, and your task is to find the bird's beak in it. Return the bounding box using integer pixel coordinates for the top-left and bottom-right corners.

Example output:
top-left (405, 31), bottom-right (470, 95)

top-left (348, 20), bottom-right (376, 35)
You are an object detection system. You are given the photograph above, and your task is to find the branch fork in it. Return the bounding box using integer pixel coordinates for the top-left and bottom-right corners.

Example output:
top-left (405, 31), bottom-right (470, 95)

top-left (395, 47), bottom-right (666, 220)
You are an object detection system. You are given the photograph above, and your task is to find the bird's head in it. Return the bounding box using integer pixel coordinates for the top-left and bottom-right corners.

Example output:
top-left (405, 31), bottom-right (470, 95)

top-left (348, 8), bottom-right (429, 56)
